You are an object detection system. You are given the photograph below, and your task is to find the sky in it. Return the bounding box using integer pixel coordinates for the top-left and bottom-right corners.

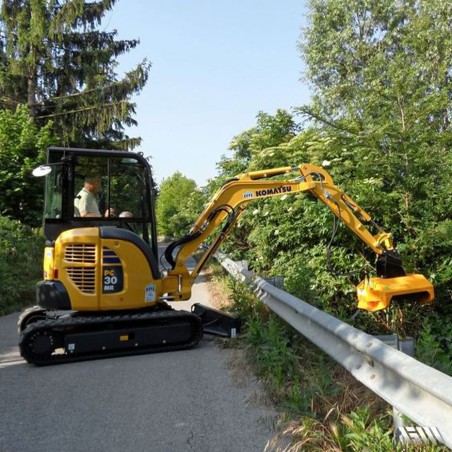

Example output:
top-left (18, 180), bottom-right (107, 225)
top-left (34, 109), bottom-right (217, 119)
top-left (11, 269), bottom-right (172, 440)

top-left (106, 1), bottom-right (311, 187)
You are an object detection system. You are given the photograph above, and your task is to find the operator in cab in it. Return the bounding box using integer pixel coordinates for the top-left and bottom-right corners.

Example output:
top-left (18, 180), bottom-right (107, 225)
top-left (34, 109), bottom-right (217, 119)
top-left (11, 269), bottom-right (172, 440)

top-left (74, 175), bottom-right (114, 217)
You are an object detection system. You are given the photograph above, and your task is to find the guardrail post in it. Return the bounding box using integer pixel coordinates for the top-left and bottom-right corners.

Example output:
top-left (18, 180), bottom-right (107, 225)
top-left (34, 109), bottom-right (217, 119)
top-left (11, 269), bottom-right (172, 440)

top-left (376, 334), bottom-right (416, 444)
top-left (264, 276), bottom-right (285, 290)
top-left (237, 261), bottom-right (249, 271)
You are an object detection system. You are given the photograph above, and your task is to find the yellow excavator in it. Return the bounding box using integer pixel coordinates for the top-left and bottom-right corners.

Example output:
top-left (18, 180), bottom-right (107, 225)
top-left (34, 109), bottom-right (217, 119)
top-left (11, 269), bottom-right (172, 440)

top-left (19, 147), bottom-right (434, 365)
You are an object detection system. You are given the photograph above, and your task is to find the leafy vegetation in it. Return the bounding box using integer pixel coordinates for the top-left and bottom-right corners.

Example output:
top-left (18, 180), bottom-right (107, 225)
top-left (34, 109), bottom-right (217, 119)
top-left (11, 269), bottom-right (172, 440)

top-left (206, 0), bottom-right (452, 366)
top-left (0, 106), bottom-right (55, 226)
top-left (417, 315), bottom-right (452, 376)
top-left (0, 217), bottom-right (44, 314)
top-left (156, 171), bottom-right (207, 238)
top-left (298, 0), bottom-right (452, 304)
top-left (213, 108), bottom-right (452, 364)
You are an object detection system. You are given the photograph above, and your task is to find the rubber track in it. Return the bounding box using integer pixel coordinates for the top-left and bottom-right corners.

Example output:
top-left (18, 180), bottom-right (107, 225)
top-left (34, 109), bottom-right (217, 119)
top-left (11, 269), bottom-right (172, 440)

top-left (19, 310), bottom-right (203, 366)
top-left (17, 306), bottom-right (55, 333)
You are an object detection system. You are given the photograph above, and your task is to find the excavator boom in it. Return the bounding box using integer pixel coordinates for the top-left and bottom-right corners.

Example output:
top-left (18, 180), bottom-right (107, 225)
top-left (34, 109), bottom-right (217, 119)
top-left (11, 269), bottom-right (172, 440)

top-left (165, 163), bottom-right (434, 312)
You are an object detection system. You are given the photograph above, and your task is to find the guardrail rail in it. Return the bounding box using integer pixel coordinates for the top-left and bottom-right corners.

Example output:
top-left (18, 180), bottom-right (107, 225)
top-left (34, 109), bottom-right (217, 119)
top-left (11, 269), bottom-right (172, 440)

top-left (218, 256), bottom-right (452, 449)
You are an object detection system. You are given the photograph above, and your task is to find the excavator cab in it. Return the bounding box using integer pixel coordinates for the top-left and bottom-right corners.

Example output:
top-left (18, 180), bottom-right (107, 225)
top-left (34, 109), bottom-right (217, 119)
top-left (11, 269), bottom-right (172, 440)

top-left (41, 147), bottom-right (158, 255)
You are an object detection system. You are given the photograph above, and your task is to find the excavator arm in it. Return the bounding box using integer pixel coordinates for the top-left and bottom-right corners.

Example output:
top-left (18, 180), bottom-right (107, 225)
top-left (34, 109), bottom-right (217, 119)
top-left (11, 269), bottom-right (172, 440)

top-left (163, 163), bottom-right (434, 312)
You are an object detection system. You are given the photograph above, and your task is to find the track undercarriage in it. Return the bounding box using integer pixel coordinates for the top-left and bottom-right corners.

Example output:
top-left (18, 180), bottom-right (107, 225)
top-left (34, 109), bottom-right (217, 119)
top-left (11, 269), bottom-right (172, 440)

top-left (18, 305), bottom-right (204, 365)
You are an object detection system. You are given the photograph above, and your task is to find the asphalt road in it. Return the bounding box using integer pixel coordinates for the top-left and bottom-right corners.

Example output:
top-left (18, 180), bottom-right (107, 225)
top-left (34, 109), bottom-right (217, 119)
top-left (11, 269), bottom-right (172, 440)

top-left (0, 257), bottom-right (275, 451)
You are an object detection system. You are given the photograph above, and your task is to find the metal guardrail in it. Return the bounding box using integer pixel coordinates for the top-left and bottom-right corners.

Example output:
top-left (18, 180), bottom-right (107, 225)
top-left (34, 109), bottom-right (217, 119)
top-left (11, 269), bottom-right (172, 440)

top-left (219, 257), bottom-right (452, 449)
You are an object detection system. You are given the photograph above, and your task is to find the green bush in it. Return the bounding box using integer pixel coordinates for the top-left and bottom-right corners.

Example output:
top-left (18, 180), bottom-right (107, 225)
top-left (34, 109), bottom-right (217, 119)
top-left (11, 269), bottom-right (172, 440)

top-left (212, 109), bottom-right (452, 365)
top-left (0, 106), bottom-right (55, 227)
top-left (227, 274), bottom-right (352, 414)
top-left (417, 314), bottom-right (452, 376)
top-left (0, 216), bottom-right (44, 314)
top-left (156, 172), bottom-right (207, 238)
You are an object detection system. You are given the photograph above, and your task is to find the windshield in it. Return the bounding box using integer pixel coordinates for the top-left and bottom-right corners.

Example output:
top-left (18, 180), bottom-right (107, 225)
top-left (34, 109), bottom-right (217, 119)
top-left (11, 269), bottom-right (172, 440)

top-left (44, 153), bottom-right (151, 221)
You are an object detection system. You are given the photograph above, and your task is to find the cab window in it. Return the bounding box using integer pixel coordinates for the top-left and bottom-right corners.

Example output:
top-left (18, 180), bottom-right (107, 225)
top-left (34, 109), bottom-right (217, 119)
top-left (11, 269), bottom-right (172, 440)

top-left (44, 164), bottom-right (63, 219)
top-left (72, 155), bottom-right (150, 220)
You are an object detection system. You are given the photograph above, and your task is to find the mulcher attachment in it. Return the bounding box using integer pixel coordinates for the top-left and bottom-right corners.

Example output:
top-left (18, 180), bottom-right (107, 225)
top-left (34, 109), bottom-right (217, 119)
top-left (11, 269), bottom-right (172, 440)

top-left (357, 274), bottom-right (434, 312)
top-left (356, 250), bottom-right (434, 312)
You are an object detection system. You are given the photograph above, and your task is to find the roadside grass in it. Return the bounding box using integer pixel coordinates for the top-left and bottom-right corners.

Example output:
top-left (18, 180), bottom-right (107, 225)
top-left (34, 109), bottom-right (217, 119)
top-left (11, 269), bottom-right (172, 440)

top-left (206, 264), bottom-right (450, 452)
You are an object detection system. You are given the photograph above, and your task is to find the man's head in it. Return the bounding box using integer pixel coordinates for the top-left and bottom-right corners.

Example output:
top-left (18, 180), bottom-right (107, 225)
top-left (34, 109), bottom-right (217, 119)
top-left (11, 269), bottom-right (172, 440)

top-left (84, 176), bottom-right (101, 195)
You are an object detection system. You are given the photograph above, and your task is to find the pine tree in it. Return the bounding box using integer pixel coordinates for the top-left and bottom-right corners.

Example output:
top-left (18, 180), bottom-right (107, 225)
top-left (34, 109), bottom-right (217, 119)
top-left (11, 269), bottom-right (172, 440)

top-left (0, 0), bottom-right (150, 149)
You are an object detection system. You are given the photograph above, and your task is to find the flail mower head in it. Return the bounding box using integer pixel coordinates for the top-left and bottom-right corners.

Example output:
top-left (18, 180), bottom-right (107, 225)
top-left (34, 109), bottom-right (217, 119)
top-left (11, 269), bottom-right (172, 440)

top-left (356, 274), bottom-right (434, 312)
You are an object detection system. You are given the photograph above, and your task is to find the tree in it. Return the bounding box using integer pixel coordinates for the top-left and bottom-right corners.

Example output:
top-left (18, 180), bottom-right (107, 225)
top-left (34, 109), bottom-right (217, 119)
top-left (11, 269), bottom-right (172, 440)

top-left (298, 0), bottom-right (452, 299)
top-left (300, 0), bottom-right (452, 134)
top-left (214, 109), bottom-right (300, 187)
top-left (0, 105), bottom-right (55, 225)
top-left (0, 0), bottom-right (150, 149)
top-left (156, 172), bottom-right (206, 238)
top-left (210, 0), bottom-right (452, 328)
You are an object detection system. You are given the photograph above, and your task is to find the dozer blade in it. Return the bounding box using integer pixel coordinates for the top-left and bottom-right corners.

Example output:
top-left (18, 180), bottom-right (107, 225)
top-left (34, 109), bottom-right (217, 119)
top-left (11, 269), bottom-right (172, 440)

top-left (356, 274), bottom-right (434, 312)
top-left (192, 303), bottom-right (241, 338)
